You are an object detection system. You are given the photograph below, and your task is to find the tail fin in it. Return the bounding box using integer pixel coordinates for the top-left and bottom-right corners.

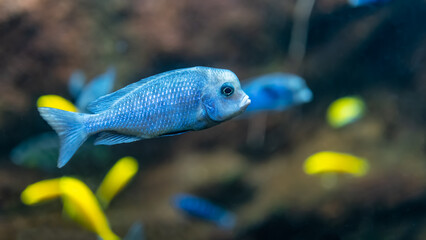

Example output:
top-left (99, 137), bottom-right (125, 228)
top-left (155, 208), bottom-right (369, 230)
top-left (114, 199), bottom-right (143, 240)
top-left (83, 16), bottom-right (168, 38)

top-left (38, 107), bottom-right (89, 168)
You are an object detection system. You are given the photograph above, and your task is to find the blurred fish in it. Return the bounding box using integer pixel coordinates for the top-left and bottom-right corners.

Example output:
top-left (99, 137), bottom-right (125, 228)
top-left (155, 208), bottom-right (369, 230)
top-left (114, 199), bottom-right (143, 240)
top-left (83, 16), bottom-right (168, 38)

top-left (326, 96), bottom-right (365, 128)
top-left (96, 156), bottom-right (139, 208)
top-left (172, 193), bottom-right (236, 229)
top-left (39, 66), bottom-right (251, 168)
top-left (10, 132), bottom-right (114, 172)
top-left (68, 70), bottom-right (86, 100)
top-left (304, 151), bottom-right (369, 177)
top-left (10, 132), bottom-right (59, 172)
top-left (76, 67), bottom-right (116, 112)
top-left (21, 178), bottom-right (62, 205)
top-left (123, 222), bottom-right (145, 240)
top-left (348, 0), bottom-right (391, 7)
top-left (242, 72), bottom-right (312, 114)
top-left (37, 95), bottom-right (79, 112)
top-left (60, 177), bottom-right (120, 240)
top-left (21, 177), bottom-right (120, 240)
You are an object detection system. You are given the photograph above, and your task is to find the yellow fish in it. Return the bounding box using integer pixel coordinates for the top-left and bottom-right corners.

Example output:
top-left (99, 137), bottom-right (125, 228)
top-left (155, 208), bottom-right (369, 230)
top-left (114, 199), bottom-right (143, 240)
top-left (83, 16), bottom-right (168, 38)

top-left (304, 151), bottom-right (369, 177)
top-left (37, 95), bottom-right (78, 113)
top-left (20, 156), bottom-right (140, 239)
top-left (326, 96), bottom-right (365, 128)
top-left (96, 156), bottom-right (139, 208)
top-left (21, 177), bottom-right (120, 240)
top-left (60, 177), bottom-right (120, 240)
top-left (21, 178), bottom-right (62, 205)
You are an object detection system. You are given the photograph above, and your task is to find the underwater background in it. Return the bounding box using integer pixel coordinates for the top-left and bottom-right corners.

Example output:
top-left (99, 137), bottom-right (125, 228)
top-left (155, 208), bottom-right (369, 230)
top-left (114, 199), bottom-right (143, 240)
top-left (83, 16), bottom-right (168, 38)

top-left (1, 0), bottom-right (426, 239)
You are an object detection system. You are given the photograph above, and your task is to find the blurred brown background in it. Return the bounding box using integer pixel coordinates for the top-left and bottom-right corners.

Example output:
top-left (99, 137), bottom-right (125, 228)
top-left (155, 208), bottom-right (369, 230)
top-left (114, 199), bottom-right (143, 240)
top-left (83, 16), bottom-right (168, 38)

top-left (0, 0), bottom-right (426, 239)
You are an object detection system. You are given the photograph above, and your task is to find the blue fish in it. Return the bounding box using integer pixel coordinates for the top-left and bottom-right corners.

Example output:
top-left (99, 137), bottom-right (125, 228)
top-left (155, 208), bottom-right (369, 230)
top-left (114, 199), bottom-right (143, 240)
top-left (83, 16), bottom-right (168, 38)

top-left (10, 132), bottom-right (113, 172)
top-left (172, 194), bottom-right (236, 229)
top-left (10, 132), bottom-right (59, 172)
top-left (348, 0), bottom-right (391, 7)
top-left (76, 67), bottom-right (116, 112)
top-left (242, 72), bottom-right (312, 114)
top-left (68, 70), bottom-right (86, 100)
top-left (39, 66), bottom-right (250, 167)
top-left (123, 222), bottom-right (144, 240)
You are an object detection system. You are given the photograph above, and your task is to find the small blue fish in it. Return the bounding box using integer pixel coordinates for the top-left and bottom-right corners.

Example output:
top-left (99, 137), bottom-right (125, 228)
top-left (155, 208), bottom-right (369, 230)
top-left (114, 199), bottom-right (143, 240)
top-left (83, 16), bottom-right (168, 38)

top-left (172, 194), bottom-right (236, 229)
top-left (76, 67), bottom-right (116, 112)
top-left (348, 0), bottom-right (391, 7)
top-left (123, 222), bottom-right (145, 240)
top-left (242, 72), bottom-right (312, 114)
top-left (39, 66), bottom-right (250, 167)
top-left (68, 70), bottom-right (86, 100)
top-left (10, 132), bottom-right (113, 172)
top-left (10, 132), bottom-right (59, 171)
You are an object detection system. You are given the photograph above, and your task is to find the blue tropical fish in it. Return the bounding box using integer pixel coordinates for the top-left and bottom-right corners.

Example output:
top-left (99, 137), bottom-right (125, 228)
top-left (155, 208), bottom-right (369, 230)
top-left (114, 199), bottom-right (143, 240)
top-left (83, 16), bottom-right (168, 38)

top-left (10, 132), bottom-right (113, 172)
top-left (348, 0), bottom-right (391, 7)
top-left (172, 194), bottom-right (236, 229)
top-left (76, 67), bottom-right (116, 112)
top-left (242, 72), bottom-right (312, 114)
top-left (123, 222), bottom-right (145, 240)
top-left (39, 66), bottom-right (250, 167)
top-left (68, 70), bottom-right (86, 100)
top-left (10, 132), bottom-right (59, 172)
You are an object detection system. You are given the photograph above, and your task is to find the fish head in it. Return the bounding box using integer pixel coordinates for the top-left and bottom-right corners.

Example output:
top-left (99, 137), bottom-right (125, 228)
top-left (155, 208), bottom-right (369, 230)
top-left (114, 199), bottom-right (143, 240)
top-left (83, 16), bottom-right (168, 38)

top-left (201, 68), bottom-right (251, 122)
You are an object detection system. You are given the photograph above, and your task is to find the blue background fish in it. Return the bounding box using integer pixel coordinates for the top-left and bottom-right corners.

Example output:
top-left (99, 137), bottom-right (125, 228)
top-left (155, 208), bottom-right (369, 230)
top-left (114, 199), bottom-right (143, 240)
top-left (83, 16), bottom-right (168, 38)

top-left (242, 72), bottom-right (312, 114)
top-left (68, 70), bottom-right (86, 100)
top-left (10, 132), bottom-right (113, 173)
top-left (76, 67), bottom-right (116, 112)
top-left (10, 132), bottom-right (60, 172)
top-left (172, 193), bottom-right (236, 229)
top-left (39, 66), bottom-right (250, 167)
top-left (123, 222), bottom-right (145, 240)
top-left (348, 0), bottom-right (392, 7)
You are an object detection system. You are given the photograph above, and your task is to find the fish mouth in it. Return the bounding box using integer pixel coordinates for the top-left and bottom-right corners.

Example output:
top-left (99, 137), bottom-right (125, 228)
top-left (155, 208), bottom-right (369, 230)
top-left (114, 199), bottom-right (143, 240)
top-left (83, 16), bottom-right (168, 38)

top-left (239, 95), bottom-right (251, 111)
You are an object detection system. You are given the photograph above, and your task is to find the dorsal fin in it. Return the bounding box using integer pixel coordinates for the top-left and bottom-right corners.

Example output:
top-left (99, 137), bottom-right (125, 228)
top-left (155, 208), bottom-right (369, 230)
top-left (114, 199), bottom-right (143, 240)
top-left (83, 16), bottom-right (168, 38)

top-left (87, 67), bottom-right (198, 113)
top-left (87, 79), bottom-right (146, 113)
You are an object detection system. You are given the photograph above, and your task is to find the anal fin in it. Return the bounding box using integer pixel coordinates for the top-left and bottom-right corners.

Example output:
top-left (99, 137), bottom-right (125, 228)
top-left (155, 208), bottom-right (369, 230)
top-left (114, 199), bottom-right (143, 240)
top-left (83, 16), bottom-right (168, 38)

top-left (94, 132), bottom-right (142, 145)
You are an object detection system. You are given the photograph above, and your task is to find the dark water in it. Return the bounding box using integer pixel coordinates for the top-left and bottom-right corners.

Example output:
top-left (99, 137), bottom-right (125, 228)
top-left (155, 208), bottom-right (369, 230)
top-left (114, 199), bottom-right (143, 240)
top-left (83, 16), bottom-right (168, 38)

top-left (0, 0), bottom-right (425, 239)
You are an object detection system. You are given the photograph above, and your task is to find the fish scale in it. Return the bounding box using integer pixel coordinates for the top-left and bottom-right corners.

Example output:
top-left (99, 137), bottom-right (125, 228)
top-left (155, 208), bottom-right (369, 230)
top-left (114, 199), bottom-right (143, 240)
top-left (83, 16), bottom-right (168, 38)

top-left (87, 76), bottom-right (201, 137)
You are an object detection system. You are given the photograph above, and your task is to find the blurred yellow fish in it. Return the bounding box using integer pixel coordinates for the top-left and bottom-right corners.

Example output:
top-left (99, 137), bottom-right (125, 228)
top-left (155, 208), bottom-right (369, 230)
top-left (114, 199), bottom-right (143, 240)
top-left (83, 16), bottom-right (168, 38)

top-left (21, 178), bottom-right (62, 205)
top-left (96, 156), bottom-right (139, 208)
top-left (37, 95), bottom-right (78, 112)
top-left (304, 151), bottom-right (369, 177)
top-left (326, 96), bottom-right (365, 128)
top-left (60, 177), bottom-right (120, 240)
top-left (21, 177), bottom-right (120, 240)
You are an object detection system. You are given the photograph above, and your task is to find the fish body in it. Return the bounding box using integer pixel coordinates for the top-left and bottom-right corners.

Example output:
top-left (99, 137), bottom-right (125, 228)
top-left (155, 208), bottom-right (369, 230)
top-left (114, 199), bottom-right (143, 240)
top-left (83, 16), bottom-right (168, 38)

top-left (37, 95), bottom-right (79, 112)
top-left (123, 222), bottom-right (145, 240)
top-left (172, 194), bottom-right (236, 229)
top-left (326, 96), bottom-right (365, 128)
top-left (304, 151), bottom-right (369, 177)
top-left (39, 66), bottom-right (250, 167)
top-left (348, 0), bottom-right (391, 7)
top-left (10, 132), bottom-right (60, 171)
top-left (96, 156), bottom-right (139, 208)
top-left (242, 72), bottom-right (312, 114)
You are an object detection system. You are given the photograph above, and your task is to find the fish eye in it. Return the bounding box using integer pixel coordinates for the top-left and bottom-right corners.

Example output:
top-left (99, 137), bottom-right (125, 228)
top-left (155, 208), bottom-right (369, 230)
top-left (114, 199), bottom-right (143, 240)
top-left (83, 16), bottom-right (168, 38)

top-left (221, 83), bottom-right (234, 97)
